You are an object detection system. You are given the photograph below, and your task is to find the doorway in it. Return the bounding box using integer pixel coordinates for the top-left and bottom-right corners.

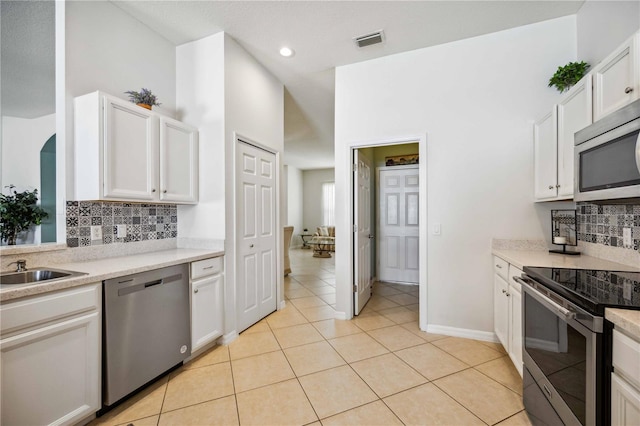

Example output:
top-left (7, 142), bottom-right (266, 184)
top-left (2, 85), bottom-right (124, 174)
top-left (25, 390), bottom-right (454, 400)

top-left (235, 138), bottom-right (278, 333)
top-left (350, 139), bottom-right (425, 321)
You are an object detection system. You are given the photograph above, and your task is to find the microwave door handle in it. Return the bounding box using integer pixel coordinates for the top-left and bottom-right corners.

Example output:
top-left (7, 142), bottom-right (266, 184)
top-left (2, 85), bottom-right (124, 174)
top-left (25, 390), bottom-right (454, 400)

top-left (514, 276), bottom-right (576, 321)
top-left (636, 132), bottom-right (640, 173)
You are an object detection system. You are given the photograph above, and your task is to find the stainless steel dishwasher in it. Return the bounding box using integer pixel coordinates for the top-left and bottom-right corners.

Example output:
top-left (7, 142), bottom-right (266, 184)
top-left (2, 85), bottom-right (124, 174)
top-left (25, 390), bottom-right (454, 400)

top-left (103, 264), bottom-right (190, 406)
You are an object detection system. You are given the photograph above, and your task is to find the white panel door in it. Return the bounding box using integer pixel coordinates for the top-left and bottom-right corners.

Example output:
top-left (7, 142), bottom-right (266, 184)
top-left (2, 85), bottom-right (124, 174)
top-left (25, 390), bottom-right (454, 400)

top-left (377, 166), bottom-right (419, 284)
top-left (354, 150), bottom-right (373, 315)
top-left (103, 96), bottom-right (158, 200)
top-left (236, 140), bottom-right (277, 332)
top-left (159, 117), bottom-right (199, 203)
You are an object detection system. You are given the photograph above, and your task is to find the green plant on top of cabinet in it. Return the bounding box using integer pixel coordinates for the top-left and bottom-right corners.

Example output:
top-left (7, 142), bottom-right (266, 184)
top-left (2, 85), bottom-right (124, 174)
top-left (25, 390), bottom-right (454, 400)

top-left (74, 91), bottom-right (199, 204)
top-left (534, 75), bottom-right (593, 201)
top-left (593, 32), bottom-right (640, 122)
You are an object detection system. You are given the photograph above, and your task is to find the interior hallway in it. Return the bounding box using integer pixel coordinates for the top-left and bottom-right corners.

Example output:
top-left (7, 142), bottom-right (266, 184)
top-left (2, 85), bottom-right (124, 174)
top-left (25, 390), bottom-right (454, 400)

top-left (91, 248), bottom-right (530, 426)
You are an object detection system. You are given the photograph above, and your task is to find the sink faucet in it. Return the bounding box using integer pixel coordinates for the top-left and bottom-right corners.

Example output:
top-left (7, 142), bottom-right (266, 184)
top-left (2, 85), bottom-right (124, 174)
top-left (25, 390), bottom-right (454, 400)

top-left (8, 259), bottom-right (27, 272)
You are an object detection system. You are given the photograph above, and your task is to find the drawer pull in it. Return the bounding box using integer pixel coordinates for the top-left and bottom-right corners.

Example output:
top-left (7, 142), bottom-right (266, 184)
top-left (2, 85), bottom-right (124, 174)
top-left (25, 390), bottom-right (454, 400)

top-left (496, 264), bottom-right (502, 269)
top-left (625, 87), bottom-right (634, 94)
top-left (202, 266), bottom-right (214, 270)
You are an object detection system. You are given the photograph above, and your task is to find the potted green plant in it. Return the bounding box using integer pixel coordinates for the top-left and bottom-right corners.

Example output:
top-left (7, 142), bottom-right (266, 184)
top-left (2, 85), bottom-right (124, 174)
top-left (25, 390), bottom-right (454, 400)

top-left (0, 185), bottom-right (48, 245)
top-left (548, 61), bottom-right (590, 93)
top-left (124, 88), bottom-right (161, 110)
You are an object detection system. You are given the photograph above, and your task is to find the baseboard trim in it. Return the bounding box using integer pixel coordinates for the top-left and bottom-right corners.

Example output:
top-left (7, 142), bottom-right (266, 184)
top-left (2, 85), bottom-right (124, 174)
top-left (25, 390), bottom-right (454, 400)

top-left (218, 331), bottom-right (238, 345)
top-left (334, 310), bottom-right (348, 320)
top-left (278, 300), bottom-right (287, 310)
top-left (426, 324), bottom-right (499, 343)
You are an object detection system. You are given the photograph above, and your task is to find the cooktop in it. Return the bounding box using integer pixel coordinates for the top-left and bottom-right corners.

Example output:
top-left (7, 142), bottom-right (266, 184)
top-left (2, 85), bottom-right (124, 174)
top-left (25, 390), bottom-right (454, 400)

top-left (523, 266), bottom-right (640, 316)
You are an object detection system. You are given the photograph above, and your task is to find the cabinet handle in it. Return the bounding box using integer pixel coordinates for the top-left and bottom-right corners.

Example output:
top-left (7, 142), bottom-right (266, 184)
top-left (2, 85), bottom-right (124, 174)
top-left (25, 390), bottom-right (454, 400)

top-left (202, 266), bottom-right (214, 270)
top-left (152, 189), bottom-right (157, 193)
top-left (556, 184), bottom-right (560, 188)
top-left (506, 292), bottom-right (510, 297)
top-left (250, 244), bottom-right (254, 248)
top-left (496, 264), bottom-right (502, 269)
top-left (625, 87), bottom-right (634, 94)
top-left (194, 288), bottom-right (199, 294)
top-left (163, 190), bottom-right (167, 193)
top-left (548, 185), bottom-right (554, 190)
top-left (502, 289), bottom-right (507, 294)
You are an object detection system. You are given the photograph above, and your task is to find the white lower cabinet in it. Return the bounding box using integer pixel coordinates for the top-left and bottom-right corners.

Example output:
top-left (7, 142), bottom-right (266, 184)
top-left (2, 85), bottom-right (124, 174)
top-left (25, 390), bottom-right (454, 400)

top-left (191, 257), bottom-right (224, 352)
top-left (493, 256), bottom-right (523, 376)
top-left (611, 328), bottom-right (640, 425)
top-left (0, 283), bottom-right (101, 426)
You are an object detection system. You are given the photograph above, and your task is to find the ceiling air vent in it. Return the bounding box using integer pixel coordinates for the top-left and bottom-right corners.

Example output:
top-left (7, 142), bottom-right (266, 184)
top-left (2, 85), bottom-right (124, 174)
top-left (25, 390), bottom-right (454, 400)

top-left (354, 30), bottom-right (385, 48)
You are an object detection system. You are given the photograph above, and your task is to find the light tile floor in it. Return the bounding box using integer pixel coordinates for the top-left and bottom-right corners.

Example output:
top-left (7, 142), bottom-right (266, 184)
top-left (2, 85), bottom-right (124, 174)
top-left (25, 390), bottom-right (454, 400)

top-left (92, 248), bottom-right (532, 426)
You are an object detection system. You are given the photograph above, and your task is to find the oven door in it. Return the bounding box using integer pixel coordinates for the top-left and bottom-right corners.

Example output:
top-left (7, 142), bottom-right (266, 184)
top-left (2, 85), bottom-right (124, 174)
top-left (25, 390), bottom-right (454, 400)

top-left (521, 282), bottom-right (600, 426)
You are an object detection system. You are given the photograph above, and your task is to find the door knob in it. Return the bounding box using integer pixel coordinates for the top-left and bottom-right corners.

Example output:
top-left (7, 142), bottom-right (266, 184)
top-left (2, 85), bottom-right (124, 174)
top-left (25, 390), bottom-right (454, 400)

top-left (250, 244), bottom-right (254, 248)
top-left (625, 87), bottom-right (634, 94)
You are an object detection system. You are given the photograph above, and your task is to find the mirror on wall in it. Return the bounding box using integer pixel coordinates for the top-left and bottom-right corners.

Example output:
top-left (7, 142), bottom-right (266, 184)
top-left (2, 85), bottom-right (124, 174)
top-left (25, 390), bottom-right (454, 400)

top-left (1, 0), bottom-right (57, 245)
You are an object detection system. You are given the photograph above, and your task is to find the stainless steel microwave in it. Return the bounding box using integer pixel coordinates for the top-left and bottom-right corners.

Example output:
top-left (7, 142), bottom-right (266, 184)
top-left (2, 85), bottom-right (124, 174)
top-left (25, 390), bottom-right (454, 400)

top-left (575, 98), bottom-right (640, 202)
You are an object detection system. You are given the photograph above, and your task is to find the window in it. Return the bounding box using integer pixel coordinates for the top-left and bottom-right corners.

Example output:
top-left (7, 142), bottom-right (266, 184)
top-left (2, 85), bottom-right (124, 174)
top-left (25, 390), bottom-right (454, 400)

top-left (321, 182), bottom-right (335, 226)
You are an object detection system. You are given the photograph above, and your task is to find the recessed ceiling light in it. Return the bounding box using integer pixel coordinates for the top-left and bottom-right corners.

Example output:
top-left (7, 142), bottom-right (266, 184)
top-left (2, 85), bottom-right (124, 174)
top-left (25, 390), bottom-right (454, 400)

top-left (279, 47), bottom-right (295, 57)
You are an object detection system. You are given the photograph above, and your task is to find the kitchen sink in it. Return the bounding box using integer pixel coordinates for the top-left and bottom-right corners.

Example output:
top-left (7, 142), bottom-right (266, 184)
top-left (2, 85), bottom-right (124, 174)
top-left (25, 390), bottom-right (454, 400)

top-left (0, 268), bottom-right (87, 286)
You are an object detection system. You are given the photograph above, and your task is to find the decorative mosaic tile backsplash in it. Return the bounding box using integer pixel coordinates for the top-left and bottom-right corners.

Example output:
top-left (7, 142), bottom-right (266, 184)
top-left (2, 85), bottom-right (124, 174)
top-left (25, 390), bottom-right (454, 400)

top-left (66, 201), bottom-right (177, 247)
top-left (577, 203), bottom-right (640, 251)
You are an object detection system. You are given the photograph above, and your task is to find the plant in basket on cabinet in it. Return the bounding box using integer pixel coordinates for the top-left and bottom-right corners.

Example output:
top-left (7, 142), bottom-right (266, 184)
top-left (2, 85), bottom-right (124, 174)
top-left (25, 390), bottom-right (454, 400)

top-left (125, 88), bottom-right (161, 110)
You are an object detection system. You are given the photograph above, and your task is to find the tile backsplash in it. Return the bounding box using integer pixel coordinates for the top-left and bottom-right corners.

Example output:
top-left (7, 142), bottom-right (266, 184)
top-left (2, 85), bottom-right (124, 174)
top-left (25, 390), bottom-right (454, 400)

top-left (577, 203), bottom-right (640, 251)
top-left (66, 201), bottom-right (177, 247)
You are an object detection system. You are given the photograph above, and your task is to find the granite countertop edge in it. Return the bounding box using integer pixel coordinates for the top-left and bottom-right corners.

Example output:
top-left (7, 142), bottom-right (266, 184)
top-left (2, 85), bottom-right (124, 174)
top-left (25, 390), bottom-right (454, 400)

top-left (0, 248), bottom-right (224, 302)
top-left (606, 308), bottom-right (640, 341)
top-left (491, 249), bottom-right (640, 272)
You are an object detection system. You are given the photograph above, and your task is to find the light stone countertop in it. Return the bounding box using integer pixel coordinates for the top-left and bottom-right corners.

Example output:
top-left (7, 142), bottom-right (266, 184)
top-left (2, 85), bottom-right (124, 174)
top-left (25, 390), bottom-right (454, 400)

top-left (0, 248), bottom-right (224, 302)
top-left (492, 249), bottom-right (640, 272)
top-left (606, 308), bottom-right (640, 341)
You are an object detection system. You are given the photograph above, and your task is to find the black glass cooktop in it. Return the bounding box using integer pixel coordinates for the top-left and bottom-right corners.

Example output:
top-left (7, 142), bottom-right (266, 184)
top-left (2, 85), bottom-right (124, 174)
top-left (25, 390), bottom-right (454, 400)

top-left (523, 266), bottom-right (640, 315)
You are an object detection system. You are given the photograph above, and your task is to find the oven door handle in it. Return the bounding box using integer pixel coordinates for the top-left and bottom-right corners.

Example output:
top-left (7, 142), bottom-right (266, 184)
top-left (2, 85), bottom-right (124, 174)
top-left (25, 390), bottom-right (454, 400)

top-left (514, 276), bottom-right (577, 321)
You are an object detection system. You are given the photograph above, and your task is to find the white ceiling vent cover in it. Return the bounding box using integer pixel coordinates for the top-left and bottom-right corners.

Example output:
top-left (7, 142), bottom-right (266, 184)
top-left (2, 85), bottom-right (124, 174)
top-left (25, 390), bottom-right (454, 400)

top-left (354, 30), bottom-right (385, 48)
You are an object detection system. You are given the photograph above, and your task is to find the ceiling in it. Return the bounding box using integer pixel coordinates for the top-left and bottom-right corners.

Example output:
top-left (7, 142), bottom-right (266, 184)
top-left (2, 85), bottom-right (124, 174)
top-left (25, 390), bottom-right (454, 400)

top-left (1, 1), bottom-right (585, 169)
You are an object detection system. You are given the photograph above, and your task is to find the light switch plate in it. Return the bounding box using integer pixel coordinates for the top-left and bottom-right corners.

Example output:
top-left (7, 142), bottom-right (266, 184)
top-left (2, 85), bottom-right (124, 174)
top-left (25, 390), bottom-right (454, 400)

top-left (623, 227), bottom-right (632, 248)
top-left (432, 223), bottom-right (441, 235)
top-left (90, 226), bottom-right (102, 240)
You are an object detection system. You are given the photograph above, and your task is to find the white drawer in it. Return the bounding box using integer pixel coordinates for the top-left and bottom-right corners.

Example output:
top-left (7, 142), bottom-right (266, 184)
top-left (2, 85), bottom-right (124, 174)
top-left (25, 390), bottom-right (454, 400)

top-left (613, 329), bottom-right (640, 389)
top-left (0, 283), bottom-right (101, 335)
top-left (509, 265), bottom-right (523, 293)
top-left (191, 257), bottom-right (223, 280)
top-left (493, 256), bottom-right (508, 281)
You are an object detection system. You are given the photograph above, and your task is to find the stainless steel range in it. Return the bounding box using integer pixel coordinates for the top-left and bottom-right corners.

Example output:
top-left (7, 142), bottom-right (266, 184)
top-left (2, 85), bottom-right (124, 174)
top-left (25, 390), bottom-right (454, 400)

top-left (516, 267), bottom-right (640, 426)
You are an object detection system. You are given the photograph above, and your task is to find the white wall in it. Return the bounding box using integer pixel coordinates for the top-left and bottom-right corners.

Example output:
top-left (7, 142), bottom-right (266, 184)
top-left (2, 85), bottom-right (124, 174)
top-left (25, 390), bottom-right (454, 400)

top-left (335, 16), bottom-right (577, 334)
top-left (65, 1), bottom-right (176, 197)
top-left (1, 114), bottom-right (56, 193)
top-left (286, 165), bottom-right (304, 247)
top-left (303, 168), bottom-right (335, 231)
top-left (577, 0), bottom-right (640, 66)
top-left (176, 33), bottom-right (226, 240)
top-left (223, 34), bottom-right (284, 335)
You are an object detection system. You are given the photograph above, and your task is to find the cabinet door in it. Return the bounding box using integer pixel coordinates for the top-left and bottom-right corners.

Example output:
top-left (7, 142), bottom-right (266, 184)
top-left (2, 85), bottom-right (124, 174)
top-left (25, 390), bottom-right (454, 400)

top-left (1, 312), bottom-right (100, 426)
top-left (191, 274), bottom-right (223, 352)
top-left (494, 274), bottom-right (509, 350)
top-left (159, 117), bottom-right (199, 204)
top-left (509, 287), bottom-right (523, 376)
top-left (534, 108), bottom-right (558, 200)
top-left (557, 75), bottom-right (593, 199)
top-left (594, 33), bottom-right (640, 122)
top-left (103, 96), bottom-right (158, 200)
top-left (611, 372), bottom-right (640, 426)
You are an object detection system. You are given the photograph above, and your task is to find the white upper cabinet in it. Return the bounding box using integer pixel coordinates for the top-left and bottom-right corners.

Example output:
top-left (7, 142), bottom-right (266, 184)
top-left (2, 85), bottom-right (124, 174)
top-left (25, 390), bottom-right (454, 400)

top-left (534, 108), bottom-right (558, 200)
top-left (159, 117), bottom-right (199, 203)
top-left (75, 91), bottom-right (199, 204)
top-left (556, 75), bottom-right (593, 199)
top-left (593, 32), bottom-right (640, 122)
top-left (103, 95), bottom-right (158, 200)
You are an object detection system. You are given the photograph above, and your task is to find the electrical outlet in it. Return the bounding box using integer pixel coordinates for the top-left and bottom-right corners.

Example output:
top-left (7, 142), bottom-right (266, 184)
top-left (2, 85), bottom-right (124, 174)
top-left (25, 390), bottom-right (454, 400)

top-left (117, 224), bottom-right (127, 238)
top-left (623, 227), bottom-right (632, 248)
top-left (90, 226), bottom-right (102, 240)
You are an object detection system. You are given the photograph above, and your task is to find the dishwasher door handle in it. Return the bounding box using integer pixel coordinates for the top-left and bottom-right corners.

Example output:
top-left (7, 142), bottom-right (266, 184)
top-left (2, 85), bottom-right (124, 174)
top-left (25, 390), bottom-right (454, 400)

top-left (144, 279), bottom-right (163, 288)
